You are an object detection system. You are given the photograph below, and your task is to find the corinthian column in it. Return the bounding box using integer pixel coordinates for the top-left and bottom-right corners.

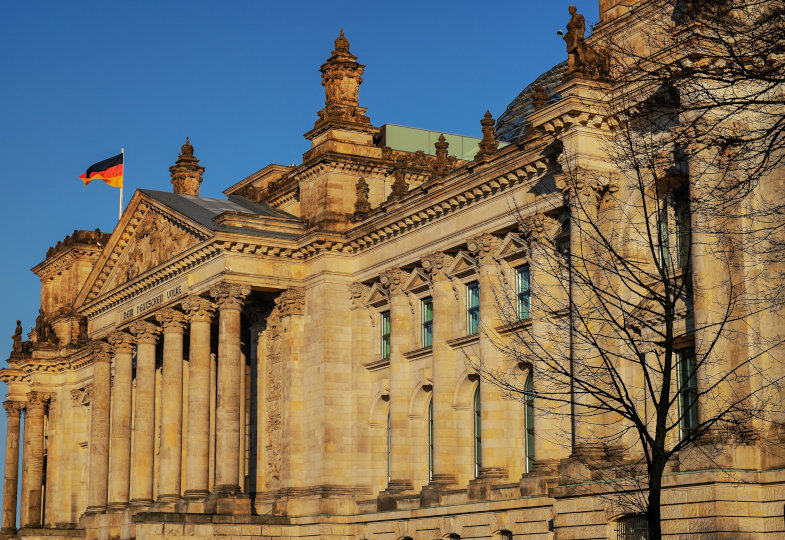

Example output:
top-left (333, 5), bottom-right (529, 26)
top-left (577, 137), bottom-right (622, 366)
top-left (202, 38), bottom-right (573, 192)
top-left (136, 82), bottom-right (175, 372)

top-left (87, 341), bottom-right (112, 513)
top-left (379, 268), bottom-right (414, 500)
top-left (128, 321), bottom-right (160, 505)
top-left (108, 332), bottom-right (135, 508)
top-left (420, 252), bottom-right (458, 505)
top-left (467, 233), bottom-right (508, 483)
top-left (210, 283), bottom-right (250, 494)
top-left (1, 401), bottom-right (23, 533)
top-left (21, 391), bottom-right (50, 527)
top-left (181, 296), bottom-right (216, 499)
top-left (155, 308), bottom-right (187, 502)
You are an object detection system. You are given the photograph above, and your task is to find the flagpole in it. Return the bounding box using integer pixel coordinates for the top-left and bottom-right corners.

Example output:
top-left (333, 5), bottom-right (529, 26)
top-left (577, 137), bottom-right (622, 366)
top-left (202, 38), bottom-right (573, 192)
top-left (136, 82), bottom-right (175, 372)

top-left (119, 147), bottom-right (124, 220)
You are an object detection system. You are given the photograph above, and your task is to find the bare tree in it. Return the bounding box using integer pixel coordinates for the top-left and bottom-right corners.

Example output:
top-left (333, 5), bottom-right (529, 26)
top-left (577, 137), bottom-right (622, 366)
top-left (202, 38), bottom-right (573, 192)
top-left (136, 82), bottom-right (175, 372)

top-left (477, 1), bottom-right (785, 538)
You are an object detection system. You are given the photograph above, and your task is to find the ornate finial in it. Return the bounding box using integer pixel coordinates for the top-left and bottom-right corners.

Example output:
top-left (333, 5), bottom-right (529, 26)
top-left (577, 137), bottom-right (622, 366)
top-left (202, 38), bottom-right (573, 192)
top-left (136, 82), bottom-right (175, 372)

top-left (170, 137), bottom-right (205, 196)
top-left (474, 111), bottom-right (499, 161)
top-left (335, 29), bottom-right (350, 53)
top-left (532, 84), bottom-right (548, 111)
top-left (387, 160), bottom-right (409, 202)
top-left (430, 134), bottom-right (454, 181)
top-left (354, 177), bottom-right (371, 215)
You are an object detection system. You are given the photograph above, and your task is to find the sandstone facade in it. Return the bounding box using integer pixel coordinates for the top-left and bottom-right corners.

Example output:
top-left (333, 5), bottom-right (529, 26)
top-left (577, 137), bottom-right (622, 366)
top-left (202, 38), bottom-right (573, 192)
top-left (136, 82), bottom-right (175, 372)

top-left (2, 1), bottom-right (784, 539)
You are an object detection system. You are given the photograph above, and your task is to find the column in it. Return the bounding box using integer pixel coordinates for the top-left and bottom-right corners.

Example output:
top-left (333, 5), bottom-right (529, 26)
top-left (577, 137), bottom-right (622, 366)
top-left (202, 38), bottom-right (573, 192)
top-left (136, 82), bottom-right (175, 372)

top-left (87, 342), bottom-right (112, 512)
top-left (182, 296), bottom-right (216, 499)
top-left (108, 332), bottom-right (135, 508)
top-left (155, 307), bottom-right (187, 501)
top-left (128, 321), bottom-right (160, 505)
top-left (380, 269), bottom-right (414, 495)
top-left (468, 234), bottom-right (509, 481)
top-left (421, 252), bottom-right (458, 494)
top-left (210, 283), bottom-right (250, 494)
top-left (21, 391), bottom-right (50, 527)
top-left (1, 401), bottom-right (23, 533)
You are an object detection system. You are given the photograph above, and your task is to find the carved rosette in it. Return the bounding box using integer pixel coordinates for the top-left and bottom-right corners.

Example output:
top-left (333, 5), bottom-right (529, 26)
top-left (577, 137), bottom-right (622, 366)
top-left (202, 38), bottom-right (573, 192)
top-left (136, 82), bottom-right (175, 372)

top-left (275, 288), bottom-right (305, 317)
top-left (90, 341), bottom-right (113, 363)
top-left (107, 331), bottom-right (135, 354)
top-left (3, 400), bottom-right (23, 417)
top-left (128, 321), bottom-right (161, 345)
top-left (26, 391), bottom-right (51, 412)
top-left (421, 251), bottom-right (452, 281)
top-left (155, 308), bottom-right (187, 333)
top-left (181, 295), bottom-right (216, 323)
top-left (380, 268), bottom-right (407, 295)
top-left (467, 233), bottom-right (501, 265)
top-left (210, 283), bottom-right (251, 311)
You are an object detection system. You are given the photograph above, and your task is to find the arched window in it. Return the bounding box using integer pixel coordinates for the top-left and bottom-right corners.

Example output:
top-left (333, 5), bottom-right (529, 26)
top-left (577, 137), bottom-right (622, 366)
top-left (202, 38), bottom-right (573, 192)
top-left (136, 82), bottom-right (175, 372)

top-left (616, 514), bottom-right (648, 540)
top-left (524, 372), bottom-right (535, 473)
top-left (428, 399), bottom-right (434, 481)
top-left (473, 385), bottom-right (482, 478)
top-left (386, 410), bottom-right (391, 484)
top-left (498, 531), bottom-right (513, 540)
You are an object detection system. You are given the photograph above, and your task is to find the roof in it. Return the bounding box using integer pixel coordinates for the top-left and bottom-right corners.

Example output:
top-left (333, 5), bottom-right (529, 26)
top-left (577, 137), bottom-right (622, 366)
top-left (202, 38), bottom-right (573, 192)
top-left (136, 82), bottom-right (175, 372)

top-left (494, 61), bottom-right (567, 144)
top-left (139, 189), bottom-right (303, 240)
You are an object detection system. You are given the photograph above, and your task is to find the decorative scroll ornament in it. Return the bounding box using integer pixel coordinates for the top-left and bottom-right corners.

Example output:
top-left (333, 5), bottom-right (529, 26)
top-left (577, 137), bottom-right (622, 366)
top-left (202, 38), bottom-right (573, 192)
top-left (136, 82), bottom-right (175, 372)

top-left (519, 214), bottom-right (550, 247)
top-left (105, 209), bottom-right (202, 291)
top-left (90, 341), bottom-right (113, 363)
top-left (467, 233), bottom-right (501, 264)
top-left (3, 401), bottom-right (23, 417)
top-left (155, 307), bottom-right (187, 332)
top-left (274, 288), bottom-right (306, 316)
top-left (26, 391), bottom-right (51, 411)
top-left (421, 251), bottom-right (452, 281)
top-left (349, 282), bottom-right (371, 309)
top-left (107, 331), bottom-right (135, 353)
top-left (380, 268), bottom-right (407, 294)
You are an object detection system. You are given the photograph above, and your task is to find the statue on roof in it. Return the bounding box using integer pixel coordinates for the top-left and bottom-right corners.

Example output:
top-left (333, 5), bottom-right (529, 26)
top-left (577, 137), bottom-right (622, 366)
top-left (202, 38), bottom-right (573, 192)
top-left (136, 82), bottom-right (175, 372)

top-left (559, 6), bottom-right (610, 79)
top-left (12, 320), bottom-right (22, 353)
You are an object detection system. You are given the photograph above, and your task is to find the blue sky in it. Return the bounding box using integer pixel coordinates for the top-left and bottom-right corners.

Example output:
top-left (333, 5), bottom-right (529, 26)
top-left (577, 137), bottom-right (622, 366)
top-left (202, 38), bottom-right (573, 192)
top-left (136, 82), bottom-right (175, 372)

top-left (0, 0), bottom-right (598, 523)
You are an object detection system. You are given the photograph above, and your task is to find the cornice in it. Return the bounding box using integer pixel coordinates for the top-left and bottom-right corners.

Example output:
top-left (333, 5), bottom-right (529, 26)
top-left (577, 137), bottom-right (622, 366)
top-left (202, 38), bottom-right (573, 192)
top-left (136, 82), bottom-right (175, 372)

top-left (33, 246), bottom-right (103, 281)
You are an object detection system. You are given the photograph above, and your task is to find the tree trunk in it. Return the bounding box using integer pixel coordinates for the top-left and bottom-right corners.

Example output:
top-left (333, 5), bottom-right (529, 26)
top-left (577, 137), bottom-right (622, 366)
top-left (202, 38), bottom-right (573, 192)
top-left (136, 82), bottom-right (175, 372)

top-left (647, 456), bottom-right (666, 540)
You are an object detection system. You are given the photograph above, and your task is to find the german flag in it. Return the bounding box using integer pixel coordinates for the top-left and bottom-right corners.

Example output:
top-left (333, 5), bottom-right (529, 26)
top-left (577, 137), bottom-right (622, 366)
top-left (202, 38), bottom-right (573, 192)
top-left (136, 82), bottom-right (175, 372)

top-left (80, 153), bottom-right (123, 188)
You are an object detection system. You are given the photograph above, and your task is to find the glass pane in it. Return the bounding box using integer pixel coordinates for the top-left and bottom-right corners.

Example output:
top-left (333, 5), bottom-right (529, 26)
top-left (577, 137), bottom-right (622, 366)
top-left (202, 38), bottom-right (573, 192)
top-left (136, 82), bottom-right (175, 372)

top-left (525, 373), bottom-right (535, 472)
top-left (517, 265), bottom-right (531, 319)
top-left (474, 386), bottom-right (482, 477)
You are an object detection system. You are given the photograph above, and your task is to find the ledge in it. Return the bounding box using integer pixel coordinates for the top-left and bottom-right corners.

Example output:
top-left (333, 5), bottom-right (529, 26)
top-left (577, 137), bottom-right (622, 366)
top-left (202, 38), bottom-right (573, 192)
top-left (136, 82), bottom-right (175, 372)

top-left (446, 333), bottom-right (480, 348)
top-left (363, 357), bottom-right (390, 371)
top-left (496, 318), bottom-right (532, 335)
top-left (403, 346), bottom-right (432, 361)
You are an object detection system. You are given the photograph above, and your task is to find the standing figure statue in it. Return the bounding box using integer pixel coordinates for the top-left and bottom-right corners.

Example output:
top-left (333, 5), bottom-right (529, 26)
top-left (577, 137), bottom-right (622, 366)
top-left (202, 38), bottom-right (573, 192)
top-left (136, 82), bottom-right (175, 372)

top-left (12, 320), bottom-right (22, 352)
top-left (564, 5), bottom-right (586, 73)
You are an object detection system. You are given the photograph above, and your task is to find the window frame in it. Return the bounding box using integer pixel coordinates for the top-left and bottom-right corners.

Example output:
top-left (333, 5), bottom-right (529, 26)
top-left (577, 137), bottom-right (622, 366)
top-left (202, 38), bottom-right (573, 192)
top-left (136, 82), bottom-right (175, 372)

top-left (421, 296), bottom-right (433, 348)
top-left (676, 347), bottom-right (699, 438)
top-left (466, 280), bottom-right (480, 335)
top-left (516, 264), bottom-right (531, 320)
top-left (524, 371), bottom-right (535, 473)
top-left (380, 310), bottom-right (391, 360)
top-left (428, 399), bottom-right (434, 482)
top-left (473, 385), bottom-right (482, 478)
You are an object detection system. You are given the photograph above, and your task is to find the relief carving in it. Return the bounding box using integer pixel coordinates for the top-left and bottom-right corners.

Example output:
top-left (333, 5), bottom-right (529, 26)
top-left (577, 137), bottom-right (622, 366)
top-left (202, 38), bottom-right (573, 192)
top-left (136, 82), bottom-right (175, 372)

top-left (264, 305), bottom-right (283, 489)
top-left (104, 209), bottom-right (201, 291)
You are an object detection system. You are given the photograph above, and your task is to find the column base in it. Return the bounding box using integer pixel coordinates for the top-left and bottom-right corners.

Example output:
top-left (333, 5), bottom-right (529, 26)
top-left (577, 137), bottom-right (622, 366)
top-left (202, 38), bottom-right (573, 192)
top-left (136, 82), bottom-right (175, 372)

top-left (183, 489), bottom-right (210, 500)
top-left (83, 505), bottom-right (106, 515)
top-left (520, 461), bottom-right (560, 497)
top-left (212, 483), bottom-right (241, 496)
top-left (107, 501), bottom-right (129, 510)
top-left (378, 479), bottom-right (414, 510)
top-left (419, 474), bottom-right (457, 508)
top-left (467, 467), bottom-right (508, 500)
top-left (203, 492), bottom-right (251, 515)
top-left (129, 498), bottom-right (154, 508)
top-left (0, 528), bottom-right (16, 539)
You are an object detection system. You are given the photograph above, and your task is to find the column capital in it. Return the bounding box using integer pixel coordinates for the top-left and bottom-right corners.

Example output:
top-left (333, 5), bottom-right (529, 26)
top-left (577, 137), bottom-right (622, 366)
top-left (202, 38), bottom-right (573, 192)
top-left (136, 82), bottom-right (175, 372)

top-left (421, 251), bottom-right (453, 282)
top-left (107, 331), bottom-right (135, 354)
top-left (210, 283), bottom-right (251, 311)
top-left (90, 341), bottom-right (113, 363)
top-left (3, 400), bottom-right (23, 417)
top-left (349, 282), bottom-right (370, 309)
top-left (467, 234), bottom-right (501, 265)
top-left (25, 391), bottom-right (51, 411)
top-left (275, 287), bottom-right (305, 316)
top-left (128, 320), bottom-right (161, 344)
top-left (181, 295), bottom-right (216, 322)
top-left (380, 268), bottom-right (408, 295)
top-left (156, 307), bottom-right (187, 333)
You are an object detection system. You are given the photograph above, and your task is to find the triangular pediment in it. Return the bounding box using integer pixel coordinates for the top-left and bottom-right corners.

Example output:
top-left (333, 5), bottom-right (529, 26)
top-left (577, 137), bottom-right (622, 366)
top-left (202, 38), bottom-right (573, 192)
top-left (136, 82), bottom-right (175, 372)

top-left (403, 268), bottom-right (431, 295)
top-left (76, 192), bottom-right (213, 305)
top-left (495, 232), bottom-right (527, 263)
top-left (365, 283), bottom-right (389, 308)
top-left (447, 250), bottom-right (477, 279)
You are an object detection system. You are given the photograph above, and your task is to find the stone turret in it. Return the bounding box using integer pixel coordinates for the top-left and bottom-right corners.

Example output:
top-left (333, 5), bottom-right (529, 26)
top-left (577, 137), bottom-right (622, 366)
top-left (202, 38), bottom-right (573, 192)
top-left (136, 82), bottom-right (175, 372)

top-left (170, 137), bottom-right (205, 196)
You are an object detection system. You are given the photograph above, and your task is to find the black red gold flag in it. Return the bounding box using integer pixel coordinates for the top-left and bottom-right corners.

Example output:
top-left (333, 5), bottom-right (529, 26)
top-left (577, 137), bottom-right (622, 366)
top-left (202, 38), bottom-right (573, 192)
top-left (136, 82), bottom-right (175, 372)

top-left (79, 153), bottom-right (123, 188)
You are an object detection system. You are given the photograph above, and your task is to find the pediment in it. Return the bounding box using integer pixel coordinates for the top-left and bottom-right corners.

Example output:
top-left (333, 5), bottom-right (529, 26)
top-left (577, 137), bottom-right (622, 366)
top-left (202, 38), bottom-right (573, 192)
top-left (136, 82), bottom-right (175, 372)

top-left (447, 250), bottom-right (477, 279)
top-left (78, 194), bottom-right (212, 304)
top-left (403, 268), bottom-right (431, 295)
top-left (365, 283), bottom-right (389, 308)
top-left (495, 232), bottom-right (527, 263)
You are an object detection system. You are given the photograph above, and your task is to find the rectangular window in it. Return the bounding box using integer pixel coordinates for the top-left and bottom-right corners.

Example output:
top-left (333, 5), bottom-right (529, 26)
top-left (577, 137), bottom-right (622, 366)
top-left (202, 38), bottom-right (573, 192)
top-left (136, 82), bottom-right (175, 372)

top-left (659, 204), bottom-right (670, 268)
top-left (421, 297), bottom-right (433, 348)
top-left (466, 281), bottom-right (480, 335)
top-left (677, 347), bottom-right (698, 437)
top-left (516, 264), bottom-right (531, 319)
top-left (674, 189), bottom-right (691, 269)
top-left (380, 311), bottom-right (391, 360)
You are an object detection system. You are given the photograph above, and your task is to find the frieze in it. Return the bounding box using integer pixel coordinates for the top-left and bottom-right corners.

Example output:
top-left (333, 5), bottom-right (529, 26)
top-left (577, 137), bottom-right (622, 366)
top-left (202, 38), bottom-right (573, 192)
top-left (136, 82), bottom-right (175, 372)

top-left (115, 279), bottom-right (188, 326)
